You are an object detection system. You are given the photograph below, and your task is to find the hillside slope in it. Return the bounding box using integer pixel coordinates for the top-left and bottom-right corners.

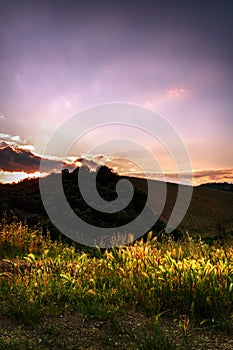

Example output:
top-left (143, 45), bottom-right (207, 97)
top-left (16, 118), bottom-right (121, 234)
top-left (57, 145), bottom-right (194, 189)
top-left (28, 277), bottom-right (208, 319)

top-left (1, 172), bottom-right (233, 238)
top-left (129, 177), bottom-right (233, 237)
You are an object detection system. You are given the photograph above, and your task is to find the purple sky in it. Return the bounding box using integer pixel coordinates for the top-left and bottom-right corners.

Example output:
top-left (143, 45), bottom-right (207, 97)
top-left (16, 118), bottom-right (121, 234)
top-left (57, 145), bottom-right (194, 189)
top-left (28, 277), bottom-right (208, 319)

top-left (0, 0), bottom-right (233, 184)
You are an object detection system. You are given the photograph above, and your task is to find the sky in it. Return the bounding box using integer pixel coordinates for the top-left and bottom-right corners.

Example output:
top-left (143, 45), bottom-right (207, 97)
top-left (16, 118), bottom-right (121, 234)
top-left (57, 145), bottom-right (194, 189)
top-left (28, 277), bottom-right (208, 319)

top-left (0, 0), bottom-right (233, 185)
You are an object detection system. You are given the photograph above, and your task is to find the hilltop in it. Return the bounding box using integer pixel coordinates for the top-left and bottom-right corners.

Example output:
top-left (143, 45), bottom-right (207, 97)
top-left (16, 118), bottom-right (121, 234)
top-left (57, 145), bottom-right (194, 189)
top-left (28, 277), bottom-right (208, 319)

top-left (198, 182), bottom-right (233, 192)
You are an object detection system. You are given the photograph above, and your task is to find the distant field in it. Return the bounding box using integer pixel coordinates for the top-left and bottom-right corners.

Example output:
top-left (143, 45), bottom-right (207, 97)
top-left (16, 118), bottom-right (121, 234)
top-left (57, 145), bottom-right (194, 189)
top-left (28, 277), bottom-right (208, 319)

top-left (129, 177), bottom-right (233, 237)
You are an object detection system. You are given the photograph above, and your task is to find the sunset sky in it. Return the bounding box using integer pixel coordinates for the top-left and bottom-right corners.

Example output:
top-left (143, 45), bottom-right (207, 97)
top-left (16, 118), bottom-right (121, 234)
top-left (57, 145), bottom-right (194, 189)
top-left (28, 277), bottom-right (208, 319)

top-left (0, 0), bottom-right (232, 185)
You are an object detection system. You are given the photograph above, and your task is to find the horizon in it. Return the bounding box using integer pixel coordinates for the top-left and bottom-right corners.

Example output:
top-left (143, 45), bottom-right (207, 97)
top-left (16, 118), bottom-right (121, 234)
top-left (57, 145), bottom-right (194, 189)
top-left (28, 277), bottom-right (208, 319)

top-left (0, 1), bottom-right (233, 186)
top-left (0, 163), bottom-right (232, 188)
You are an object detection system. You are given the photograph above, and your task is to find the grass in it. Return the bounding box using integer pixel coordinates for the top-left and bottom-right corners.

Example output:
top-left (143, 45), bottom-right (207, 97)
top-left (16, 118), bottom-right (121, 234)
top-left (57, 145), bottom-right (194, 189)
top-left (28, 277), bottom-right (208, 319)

top-left (129, 177), bottom-right (233, 237)
top-left (1, 221), bottom-right (233, 349)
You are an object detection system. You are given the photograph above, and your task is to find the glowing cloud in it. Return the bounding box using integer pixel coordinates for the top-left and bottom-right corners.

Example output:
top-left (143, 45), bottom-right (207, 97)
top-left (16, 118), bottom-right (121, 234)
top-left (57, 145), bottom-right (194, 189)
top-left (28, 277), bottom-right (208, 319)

top-left (0, 132), bottom-right (10, 139)
top-left (11, 135), bottom-right (21, 142)
top-left (0, 171), bottom-right (47, 184)
top-left (167, 88), bottom-right (185, 97)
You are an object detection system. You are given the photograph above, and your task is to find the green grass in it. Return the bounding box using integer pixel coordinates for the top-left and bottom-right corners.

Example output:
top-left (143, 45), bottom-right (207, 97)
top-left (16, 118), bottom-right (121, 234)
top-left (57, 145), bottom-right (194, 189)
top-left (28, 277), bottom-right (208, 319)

top-left (1, 221), bottom-right (233, 348)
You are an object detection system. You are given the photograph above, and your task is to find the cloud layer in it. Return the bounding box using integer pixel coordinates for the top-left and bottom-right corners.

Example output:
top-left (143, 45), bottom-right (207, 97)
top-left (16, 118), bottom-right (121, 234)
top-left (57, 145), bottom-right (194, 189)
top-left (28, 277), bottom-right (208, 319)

top-left (0, 141), bottom-right (232, 186)
top-left (123, 168), bottom-right (233, 186)
top-left (0, 144), bottom-right (65, 173)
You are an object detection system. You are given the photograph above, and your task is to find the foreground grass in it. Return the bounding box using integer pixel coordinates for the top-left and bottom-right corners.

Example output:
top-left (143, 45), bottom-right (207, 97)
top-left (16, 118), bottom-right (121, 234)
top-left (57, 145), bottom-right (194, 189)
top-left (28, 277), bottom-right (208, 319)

top-left (1, 221), bottom-right (233, 349)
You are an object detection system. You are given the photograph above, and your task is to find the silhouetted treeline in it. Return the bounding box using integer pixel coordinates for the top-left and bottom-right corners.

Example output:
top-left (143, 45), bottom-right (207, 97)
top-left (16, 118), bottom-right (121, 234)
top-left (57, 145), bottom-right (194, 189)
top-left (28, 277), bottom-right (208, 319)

top-left (198, 182), bottom-right (233, 192)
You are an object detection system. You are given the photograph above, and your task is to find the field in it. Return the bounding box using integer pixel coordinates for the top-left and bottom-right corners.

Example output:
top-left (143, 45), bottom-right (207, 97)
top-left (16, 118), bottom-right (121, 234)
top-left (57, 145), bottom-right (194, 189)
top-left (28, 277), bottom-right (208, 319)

top-left (1, 221), bottom-right (233, 349)
top-left (129, 177), bottom-right (233, 237)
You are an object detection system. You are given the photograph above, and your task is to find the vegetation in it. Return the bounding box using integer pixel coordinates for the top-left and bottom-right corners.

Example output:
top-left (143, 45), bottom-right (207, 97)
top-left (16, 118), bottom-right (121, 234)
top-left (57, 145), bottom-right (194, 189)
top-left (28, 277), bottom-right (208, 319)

top-left (0, 166), bottom-right (168, 244)
top-left (130, 177), bottom-right (233, 237)
top-left (1, 166), bottom-right (233, 243)
top-left (198, 182), bottom-right (233, 192)
top-left (0, 168), bottom-right (233, 348)
top-left (1, 221), bottom-right (233, 349)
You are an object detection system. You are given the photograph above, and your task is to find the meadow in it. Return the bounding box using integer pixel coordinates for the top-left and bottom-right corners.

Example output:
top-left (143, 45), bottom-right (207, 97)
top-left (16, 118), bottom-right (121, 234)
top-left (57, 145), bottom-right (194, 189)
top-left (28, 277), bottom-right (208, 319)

top-left (1, 221), bottom-right (233, 349)
top-left (130, 177), bottom-right (233, 237)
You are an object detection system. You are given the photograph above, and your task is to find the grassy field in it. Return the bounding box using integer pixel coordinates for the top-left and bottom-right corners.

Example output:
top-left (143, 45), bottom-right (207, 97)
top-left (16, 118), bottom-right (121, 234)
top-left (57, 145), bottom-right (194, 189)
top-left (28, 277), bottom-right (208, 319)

top-left (129, 177), bottom-right (233, 237)
top-left (1, 221), bottom-right (233, 349)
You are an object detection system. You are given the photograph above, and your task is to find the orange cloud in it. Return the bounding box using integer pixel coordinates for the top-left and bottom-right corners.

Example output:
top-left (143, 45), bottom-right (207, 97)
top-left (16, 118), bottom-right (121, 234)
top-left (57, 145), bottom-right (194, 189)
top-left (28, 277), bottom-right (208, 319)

top-left (191, 168), bottom-right (233, 185)
top-left (122, 168), bottom-right (233, 186)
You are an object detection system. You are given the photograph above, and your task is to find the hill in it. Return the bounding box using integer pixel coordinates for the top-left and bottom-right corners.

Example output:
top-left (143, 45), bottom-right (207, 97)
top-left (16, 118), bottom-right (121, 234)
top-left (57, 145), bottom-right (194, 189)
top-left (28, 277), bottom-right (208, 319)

top-left (0, 169), bottom-right (233, 239)
top-left (127, 177), bottom-right (233, 237)
top-left (198, 182), bottom-right (233, 192)
top-left (0, 167), bottom-right (165, 245)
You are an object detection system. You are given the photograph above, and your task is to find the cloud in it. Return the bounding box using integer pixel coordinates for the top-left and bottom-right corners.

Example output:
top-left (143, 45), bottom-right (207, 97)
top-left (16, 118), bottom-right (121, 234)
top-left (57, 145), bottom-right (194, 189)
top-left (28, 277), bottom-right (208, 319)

top-left (0, 115), bottom-right (6, 119)
top-left (72, 154), bottom-right (138, 173)
top-left (0, 146), bottom-right (41, 172)
top-left (0, 146), bottom-right (127, 179)
top-left (0, 140), bottom-right (21, 148)
top-left (0, 132), bottom-right (10, 139)
top-left (20, 144), bottom-right (35, 151)
top-left (0, 142), bottom-right (9, 148)
top-left (73, 157), bottom-right (99, 171)
top-left (0, 145), bottom-right (109, 180)
top-left (167, 88), bottom-right (185, 97)
top-left (0, 132), bottom-right (22, 143)
top-left (0, 132), bottom-right (34, 151)
top-left (0, 171), bottom-right (46, 184)
top-left (11, 135), bottom-right (21, 142)
top-left (0, 141), bottom-right (111, 175)
top-left (192, 168), bottom-right (233, 183)
top-left (0, 145), bottom-right (66, 173)
top-left (123, 168), bottom-right (233, 186)
top-left (0, 141), bottom-right (232, 187)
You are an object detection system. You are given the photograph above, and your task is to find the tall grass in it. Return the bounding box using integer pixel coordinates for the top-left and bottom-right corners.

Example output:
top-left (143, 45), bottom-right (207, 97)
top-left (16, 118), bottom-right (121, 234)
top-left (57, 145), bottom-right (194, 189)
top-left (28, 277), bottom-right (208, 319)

top-left (0, 221), bottom-right (233, 326)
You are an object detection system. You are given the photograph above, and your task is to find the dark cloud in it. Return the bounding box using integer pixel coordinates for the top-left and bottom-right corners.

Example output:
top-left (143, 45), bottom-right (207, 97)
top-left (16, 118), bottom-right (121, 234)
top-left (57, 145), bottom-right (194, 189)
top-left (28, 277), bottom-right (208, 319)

top-left (0, 145), bottom-right (64, 173)
top-left (0, 141), bottom-right (10, 148)
top-left (0, 145), bottom-right (102, 174)
top-left (0, 143), bottom-right (232, 186)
